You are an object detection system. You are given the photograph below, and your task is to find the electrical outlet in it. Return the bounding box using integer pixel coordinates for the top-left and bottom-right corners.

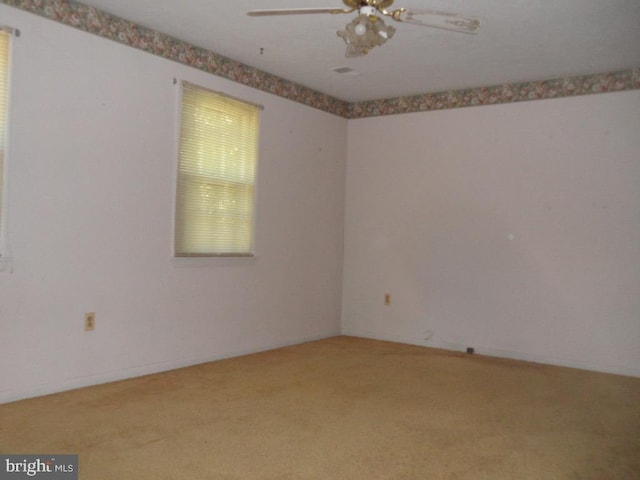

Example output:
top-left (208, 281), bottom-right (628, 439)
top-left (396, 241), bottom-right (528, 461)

top-left (384, 293), bottom-right (391, 306)
top-left (85, 312), bottom-right (96, 331)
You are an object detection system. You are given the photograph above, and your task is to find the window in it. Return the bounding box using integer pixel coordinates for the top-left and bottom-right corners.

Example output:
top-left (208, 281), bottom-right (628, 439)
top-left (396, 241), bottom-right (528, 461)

top-left (0, 29), bottom-right (12, 264)
top-left (175, 82), bottom-right (260, 257)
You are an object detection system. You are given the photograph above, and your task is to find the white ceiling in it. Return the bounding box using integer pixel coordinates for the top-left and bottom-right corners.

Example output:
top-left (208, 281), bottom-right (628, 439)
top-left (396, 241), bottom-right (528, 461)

top-left (77, 0), bottom-right (640, 102)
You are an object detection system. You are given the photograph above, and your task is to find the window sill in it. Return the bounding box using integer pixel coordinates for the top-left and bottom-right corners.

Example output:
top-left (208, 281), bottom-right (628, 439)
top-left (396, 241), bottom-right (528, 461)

top-left (171, 255), bottom-right (256, 268)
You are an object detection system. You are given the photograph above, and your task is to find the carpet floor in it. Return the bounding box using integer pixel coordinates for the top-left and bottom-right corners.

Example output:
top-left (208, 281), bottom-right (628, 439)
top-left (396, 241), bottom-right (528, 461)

top-left (2, 336), bottom-right (640, 479)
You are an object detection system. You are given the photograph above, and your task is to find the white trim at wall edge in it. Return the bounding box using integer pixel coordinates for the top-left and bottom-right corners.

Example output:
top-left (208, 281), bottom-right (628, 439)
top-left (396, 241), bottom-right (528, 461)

top-left (341, 327), bottom-right (640, 379)
top-left (0, 331), bottom-right (340, 404)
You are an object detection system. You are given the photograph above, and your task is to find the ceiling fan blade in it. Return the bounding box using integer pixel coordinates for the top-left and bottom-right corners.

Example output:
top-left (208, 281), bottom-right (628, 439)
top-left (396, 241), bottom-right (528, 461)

top-left (248, 8), bottom-right (351, 16)
top-left (394, 9), bottom-right (483, 34)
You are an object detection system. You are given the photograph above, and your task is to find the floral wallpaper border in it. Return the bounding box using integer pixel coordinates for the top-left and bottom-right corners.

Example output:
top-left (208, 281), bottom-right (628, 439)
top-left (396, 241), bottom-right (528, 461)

top-left (1, 0), bottom-right (639, 119)
top-left (0, 0), bottom-right (351, 117)
top-left (349, 68), bottom-right (640, 118)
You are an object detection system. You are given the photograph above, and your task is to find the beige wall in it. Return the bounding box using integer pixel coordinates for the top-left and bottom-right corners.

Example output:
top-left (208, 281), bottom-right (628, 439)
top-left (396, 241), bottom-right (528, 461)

top-left (0, 5), bottom-right (347, 402)
top-left (343, 90), bottom-right (640, 376)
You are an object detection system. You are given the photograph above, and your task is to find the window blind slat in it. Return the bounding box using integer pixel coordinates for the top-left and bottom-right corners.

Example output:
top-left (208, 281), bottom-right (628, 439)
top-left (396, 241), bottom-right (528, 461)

top-left (175, 83), bottom-right (260, 256)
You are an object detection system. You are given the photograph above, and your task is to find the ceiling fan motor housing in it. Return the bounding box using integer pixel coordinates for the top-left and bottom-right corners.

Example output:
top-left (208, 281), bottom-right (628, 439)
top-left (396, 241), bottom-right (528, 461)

top-left (343, 0), bottom-right (396, 10)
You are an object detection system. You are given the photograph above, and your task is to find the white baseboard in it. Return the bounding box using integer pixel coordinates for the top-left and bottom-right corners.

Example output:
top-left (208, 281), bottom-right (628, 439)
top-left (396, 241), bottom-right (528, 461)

top-left (341, 327), bottom-right (640, 378)
top-left (5, 326), bottom-right (635, 404)
top-left (1, 330), bottom-right (340, 404)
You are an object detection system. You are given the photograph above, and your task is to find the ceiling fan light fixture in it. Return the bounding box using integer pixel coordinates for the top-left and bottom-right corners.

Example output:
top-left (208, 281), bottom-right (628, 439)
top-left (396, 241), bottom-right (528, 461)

top-left (378, 21), bottom-right (396, 40)
top-left (337, 13), bottom-right (394, 57)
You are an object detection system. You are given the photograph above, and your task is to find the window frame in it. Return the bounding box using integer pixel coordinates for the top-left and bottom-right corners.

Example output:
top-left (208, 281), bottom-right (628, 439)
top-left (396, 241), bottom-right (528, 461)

top-left (173, 80), bottom-right (262, 259)
top-left (0, 26), bottom-right (16, 273)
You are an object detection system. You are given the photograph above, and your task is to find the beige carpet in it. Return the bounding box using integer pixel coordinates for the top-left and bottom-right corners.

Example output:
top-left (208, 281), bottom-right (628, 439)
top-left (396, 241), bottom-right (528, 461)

top-left (2, 336), bottom-right (640, 479)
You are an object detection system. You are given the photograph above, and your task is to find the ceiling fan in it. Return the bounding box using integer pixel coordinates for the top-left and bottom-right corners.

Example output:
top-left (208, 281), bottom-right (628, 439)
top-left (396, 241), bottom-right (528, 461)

top-left (248, 0), bottom-right (483, 57)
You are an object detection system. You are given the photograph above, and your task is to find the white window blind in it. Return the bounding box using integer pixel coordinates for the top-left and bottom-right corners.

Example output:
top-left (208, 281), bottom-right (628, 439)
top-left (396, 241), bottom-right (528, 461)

top-left (0, 30), bottom-right (10, 256)
top-left (175, 82), bottom-right (260, 257)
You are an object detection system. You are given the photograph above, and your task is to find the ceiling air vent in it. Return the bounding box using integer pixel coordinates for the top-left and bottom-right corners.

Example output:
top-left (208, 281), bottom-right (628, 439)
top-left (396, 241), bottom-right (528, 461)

top-left (331, 66), bottom-right (361, 76)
